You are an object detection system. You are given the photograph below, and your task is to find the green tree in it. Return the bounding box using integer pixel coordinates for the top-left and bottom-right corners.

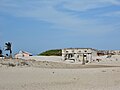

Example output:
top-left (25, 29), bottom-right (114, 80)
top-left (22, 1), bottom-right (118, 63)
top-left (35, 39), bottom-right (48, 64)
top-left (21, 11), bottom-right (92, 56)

top-left (39, 49), bottom-right (62, 56)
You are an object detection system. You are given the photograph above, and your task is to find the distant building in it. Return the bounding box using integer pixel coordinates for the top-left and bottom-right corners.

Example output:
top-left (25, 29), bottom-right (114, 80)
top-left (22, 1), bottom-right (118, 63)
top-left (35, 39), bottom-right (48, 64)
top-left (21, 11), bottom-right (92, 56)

top-left (15, 51), bottom-right (32, 59)
top-left (62, 48), bottom-right (98, 64)
top-left (97, 50), bottom-right (120, 56)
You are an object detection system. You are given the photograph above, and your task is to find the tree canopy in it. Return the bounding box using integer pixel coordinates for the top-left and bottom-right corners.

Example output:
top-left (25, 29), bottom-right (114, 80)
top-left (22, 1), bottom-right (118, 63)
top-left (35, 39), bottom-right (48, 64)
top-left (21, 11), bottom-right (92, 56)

top-left (38, 49), bottom-right (62, 56)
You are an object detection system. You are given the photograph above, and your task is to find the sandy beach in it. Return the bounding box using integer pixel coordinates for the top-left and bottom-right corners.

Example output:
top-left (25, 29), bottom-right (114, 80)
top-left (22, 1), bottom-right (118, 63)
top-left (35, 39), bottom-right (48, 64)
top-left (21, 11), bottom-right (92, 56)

top-left (0, 55), bottom-right (120, 90)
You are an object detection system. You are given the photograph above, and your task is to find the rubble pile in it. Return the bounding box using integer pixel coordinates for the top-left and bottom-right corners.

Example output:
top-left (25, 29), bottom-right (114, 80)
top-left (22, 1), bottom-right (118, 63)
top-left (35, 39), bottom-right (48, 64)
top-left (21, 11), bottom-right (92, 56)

top-left (0, 59), bottom-right (35, 67)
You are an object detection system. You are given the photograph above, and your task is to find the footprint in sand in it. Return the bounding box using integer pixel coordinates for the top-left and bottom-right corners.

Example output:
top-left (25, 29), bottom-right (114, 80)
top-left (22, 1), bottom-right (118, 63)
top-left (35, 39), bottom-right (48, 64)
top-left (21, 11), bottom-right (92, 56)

top-left (102, 70), bottom-right (106, 72)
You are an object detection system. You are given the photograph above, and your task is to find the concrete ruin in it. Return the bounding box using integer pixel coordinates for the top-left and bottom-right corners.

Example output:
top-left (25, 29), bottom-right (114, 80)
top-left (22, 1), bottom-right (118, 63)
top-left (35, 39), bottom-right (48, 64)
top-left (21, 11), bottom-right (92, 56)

top-left (62, 48), bottom-right (98, 64)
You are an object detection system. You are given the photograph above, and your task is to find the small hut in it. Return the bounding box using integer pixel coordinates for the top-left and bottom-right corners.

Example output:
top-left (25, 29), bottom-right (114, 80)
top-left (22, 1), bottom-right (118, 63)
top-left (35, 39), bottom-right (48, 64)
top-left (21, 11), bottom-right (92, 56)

top-left (15, 51), bottom-right (32, 59)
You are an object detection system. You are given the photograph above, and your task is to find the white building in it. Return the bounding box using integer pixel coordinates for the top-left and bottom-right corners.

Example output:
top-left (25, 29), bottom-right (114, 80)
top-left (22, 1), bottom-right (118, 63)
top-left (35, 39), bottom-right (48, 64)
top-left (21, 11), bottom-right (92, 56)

top-left (62, 48), bottom-right (98, 64)
top-left (14, 51), bottom-right (32, 59)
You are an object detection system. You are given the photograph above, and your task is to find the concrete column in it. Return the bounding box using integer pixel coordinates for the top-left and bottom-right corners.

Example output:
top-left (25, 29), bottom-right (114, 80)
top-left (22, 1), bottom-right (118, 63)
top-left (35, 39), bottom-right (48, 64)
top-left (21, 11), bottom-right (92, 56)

top-left (82, 54), bottom-right (85, 65)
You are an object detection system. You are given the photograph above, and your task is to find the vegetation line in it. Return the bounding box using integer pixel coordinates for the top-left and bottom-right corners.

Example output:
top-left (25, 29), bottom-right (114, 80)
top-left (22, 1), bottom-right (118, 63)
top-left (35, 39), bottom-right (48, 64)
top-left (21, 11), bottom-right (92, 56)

top-left (38, 49), bottom-right (62, 56)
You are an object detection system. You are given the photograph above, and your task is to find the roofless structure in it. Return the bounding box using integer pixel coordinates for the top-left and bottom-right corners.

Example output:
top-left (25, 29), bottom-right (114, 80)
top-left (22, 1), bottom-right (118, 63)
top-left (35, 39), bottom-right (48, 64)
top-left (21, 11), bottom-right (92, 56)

top-left (62, 48), bottom-right (98, 64)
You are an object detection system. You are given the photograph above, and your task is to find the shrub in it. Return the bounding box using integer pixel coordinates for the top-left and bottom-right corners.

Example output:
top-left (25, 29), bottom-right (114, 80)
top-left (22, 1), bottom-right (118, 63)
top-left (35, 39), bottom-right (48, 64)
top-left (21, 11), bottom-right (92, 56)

top-left (38, 49), bottom-right (62, 56)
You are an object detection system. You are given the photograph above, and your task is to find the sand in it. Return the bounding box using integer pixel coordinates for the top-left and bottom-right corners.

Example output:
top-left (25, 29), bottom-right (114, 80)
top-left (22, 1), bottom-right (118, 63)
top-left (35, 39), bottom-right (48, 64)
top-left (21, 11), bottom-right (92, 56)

top-left (0, 67), bottom-right (120, 90)
top-left (0, 55), bottom-right (120, 90)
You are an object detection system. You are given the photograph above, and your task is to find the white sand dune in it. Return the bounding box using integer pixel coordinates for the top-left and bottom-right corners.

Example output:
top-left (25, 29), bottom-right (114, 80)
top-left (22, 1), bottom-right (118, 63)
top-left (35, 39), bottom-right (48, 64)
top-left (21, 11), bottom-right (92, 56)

top-left (0, 67), bottom-right (120, 90)
top-left (0, 55), bottom-right (120, 90)
top-left (20, 56), bottom-right (62, 62)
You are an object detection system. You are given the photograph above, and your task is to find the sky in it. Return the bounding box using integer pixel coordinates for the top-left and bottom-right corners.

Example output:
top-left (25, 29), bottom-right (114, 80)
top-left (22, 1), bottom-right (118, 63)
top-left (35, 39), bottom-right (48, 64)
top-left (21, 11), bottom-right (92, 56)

top-left (0, 0), bottom-right (120, 55)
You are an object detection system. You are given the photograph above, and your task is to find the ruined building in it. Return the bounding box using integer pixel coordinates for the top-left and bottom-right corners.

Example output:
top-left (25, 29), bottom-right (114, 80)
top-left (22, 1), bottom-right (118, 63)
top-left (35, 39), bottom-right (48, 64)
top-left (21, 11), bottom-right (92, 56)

top-left (62, 48), bottom-right (98, 64)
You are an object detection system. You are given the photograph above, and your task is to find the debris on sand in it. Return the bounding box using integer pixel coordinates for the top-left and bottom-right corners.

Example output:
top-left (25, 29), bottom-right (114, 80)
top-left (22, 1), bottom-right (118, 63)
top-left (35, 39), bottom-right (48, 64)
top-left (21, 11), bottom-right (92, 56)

top-left (0, 59), bottom-right (34, 67)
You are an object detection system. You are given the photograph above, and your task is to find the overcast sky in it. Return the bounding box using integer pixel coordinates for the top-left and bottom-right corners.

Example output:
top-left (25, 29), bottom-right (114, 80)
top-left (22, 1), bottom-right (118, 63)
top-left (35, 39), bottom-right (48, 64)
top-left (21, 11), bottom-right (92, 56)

top-left (0, 0), bottom-right (120, 54)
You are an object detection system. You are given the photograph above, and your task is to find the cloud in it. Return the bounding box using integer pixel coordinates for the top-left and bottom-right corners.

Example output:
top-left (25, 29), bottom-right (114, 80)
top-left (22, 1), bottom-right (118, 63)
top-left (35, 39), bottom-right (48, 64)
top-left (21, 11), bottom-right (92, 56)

top-left (0, 0), bottom-right (120, 35)
top-left (56, 0), bottom-right (120, 12)
top-left (61, 1), bottom-right (108, 12)
top-left (101, 11), bottom-right (120, 17)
